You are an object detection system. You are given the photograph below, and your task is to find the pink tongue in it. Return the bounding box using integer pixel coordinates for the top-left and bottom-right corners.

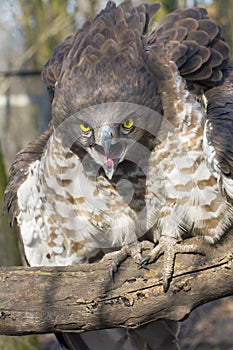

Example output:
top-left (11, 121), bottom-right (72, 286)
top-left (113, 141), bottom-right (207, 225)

top-left (106, 158), bottom-right (114, 169)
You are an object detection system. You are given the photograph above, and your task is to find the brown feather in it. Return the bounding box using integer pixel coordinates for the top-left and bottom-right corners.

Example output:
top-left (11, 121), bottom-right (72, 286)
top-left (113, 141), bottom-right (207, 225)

top-left (198, 19), bottom-right (219, 41)
top-left (50, 1), bottom-right (161, 127)
top-left (187, 30), bottom-right (210, 45)
top-left (205, 69), bottom-right (233, 179)
top-left (148, 6), bottom-right (230, 88)
top-left (177, 18), bottom-right (199, 31)
top-left (179, 54), bottom-right (203, 74)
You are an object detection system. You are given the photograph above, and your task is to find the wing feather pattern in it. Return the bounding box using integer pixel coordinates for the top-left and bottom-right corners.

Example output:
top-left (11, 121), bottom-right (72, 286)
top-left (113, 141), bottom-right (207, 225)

top-left (205, 70), bottom-right (233, 180)
top-left (147, 7), bottom-right (230, 87)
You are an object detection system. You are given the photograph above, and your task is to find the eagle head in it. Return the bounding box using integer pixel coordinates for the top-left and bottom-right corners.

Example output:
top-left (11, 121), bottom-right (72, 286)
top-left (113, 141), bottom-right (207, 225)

top-left (80, 117), bottom-right (135, 180)
top-left (58, 103), bottom-right (162, 180)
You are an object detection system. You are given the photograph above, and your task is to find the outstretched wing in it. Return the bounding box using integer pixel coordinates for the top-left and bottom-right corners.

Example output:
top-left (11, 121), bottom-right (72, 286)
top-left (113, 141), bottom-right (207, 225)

top-left (147, 7), bottom-right (229, 88)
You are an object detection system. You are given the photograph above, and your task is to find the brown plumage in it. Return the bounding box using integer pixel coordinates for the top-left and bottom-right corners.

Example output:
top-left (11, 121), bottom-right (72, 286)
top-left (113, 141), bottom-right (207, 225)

top-left (148, 7), bottom-right (229, 86)
top-left (4, 1), bottom-right (233, 349)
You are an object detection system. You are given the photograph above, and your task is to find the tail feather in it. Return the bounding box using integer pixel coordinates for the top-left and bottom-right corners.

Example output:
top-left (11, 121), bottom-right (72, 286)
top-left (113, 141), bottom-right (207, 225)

top-left (56, 320), bottom-right (180, 350)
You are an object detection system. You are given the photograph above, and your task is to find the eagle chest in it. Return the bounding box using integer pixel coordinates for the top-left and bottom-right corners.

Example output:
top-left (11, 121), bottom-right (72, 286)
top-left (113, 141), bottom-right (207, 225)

top-left (146, 108), bottom-right (233, 242)
top-left (17, 133), bottom-right (148, 266)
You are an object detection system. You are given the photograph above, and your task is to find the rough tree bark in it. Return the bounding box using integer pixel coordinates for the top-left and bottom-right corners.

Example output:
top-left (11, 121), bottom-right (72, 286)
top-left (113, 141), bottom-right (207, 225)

top-left (0, 235), bottom-right (232, 336)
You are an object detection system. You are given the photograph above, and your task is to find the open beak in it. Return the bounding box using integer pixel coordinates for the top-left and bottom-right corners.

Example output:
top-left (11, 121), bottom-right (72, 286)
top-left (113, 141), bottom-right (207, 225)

top-left (92, 126), bottom-right (125, 179)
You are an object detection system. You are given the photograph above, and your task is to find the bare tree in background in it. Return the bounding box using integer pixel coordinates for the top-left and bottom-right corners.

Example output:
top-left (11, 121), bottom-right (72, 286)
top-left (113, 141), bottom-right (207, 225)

top-left (18, 0), bottom-right (75, 69)
top-left (18, 0), bottom-right (104, 69)
top-left (211, 0), bottom-right (233, 63)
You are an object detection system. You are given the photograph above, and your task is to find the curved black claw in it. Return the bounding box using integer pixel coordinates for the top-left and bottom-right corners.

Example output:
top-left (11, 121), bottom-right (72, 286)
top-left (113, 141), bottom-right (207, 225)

top-left (108, 249), bottom-right (128, 281)
top-left (109, 263), bottom-right (118, 282)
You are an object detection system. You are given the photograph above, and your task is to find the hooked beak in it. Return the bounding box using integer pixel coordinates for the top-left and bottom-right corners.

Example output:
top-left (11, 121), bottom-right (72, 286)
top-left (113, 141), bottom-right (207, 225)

top-left (92, 126), bottom-right (125, 179)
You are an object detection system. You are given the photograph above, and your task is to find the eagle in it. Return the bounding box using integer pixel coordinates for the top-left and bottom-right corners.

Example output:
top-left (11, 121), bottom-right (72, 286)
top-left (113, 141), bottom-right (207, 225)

top-left (4, 1), bottom-right (233, 349)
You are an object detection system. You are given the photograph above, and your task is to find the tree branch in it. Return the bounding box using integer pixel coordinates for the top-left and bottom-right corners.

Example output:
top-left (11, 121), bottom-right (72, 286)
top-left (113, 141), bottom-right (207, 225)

top-left (0, 236), bottom-right (232, 336)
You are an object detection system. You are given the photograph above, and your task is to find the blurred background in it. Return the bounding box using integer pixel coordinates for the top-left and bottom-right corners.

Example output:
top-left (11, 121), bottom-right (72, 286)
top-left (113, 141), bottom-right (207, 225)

top-left (0, 0), bottom-right (232, 349)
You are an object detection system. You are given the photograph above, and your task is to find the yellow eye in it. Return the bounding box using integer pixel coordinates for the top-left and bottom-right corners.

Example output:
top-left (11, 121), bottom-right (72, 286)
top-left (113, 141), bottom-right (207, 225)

top-left (79, 123), bottom-right (91, 133)
top-left (122, 118), bottom-right (134, 129)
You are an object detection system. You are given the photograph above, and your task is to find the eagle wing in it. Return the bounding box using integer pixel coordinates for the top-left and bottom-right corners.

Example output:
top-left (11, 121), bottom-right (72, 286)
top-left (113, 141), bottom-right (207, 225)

top-left (205, 70), bottom-right (233, 180)
top-left (148, 6), bottom-right (233, 186)
top-left (148, 6), bottom-right (229, 87)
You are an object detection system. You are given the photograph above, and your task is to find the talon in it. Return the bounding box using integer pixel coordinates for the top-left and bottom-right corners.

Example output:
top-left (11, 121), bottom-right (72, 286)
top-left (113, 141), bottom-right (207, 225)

top-left (140, 264), bottom-right (150, 271)
top-left (103, 240), bottom-right (153, 280)
top-left (138, 260), bottom-right (150, 270)
top-left (139, 255), bottom-right (150, 266)
top-left (108, 253), bottom-right (125, 281)
top-left (139, 236), bottom-right (205, 292)
top-left (109, 265), bottom-right (116, 282)
top-left (163, 279), bottom-right (170, 293)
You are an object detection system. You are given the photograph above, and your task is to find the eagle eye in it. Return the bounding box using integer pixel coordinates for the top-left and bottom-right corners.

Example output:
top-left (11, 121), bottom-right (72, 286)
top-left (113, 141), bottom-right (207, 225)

top-left (79, 122), bottom-right (91, 133)
top-left (122, 118), bottom-right (134, 130)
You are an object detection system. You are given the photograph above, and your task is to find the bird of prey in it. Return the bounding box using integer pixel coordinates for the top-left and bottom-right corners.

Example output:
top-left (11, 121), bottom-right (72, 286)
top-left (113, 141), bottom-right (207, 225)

top-left (4, 0), bottom-right (233, 349)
